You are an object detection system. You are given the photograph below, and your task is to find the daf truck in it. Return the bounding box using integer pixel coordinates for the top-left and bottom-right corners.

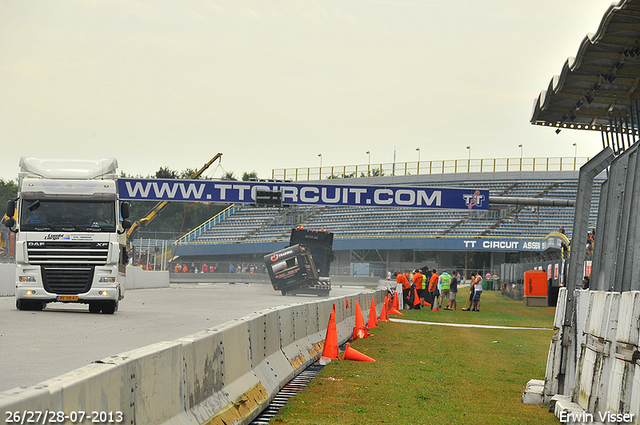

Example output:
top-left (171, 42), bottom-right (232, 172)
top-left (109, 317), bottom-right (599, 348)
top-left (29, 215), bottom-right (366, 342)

top-left (4, 157), bottom-right (132, 314)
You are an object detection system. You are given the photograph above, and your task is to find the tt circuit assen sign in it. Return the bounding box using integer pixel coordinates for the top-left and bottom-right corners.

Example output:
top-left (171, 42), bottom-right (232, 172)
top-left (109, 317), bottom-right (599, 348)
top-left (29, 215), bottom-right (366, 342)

top-left (118, 179), bottom-right (489, 210)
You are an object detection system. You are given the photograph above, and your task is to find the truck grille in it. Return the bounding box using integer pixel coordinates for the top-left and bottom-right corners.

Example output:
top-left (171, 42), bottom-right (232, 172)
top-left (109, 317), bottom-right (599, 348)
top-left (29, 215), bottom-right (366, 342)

top-left (27, 241), bottom-right (109, 265)
top-left (42, 266), bottom-right (94, 294)
top-left (27, 241), bottom-right (108, 295)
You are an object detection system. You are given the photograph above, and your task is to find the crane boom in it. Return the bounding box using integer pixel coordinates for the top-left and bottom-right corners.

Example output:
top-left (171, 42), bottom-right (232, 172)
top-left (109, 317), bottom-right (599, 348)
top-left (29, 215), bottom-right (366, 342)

top-left (126, 153), bottom-right (223, 242)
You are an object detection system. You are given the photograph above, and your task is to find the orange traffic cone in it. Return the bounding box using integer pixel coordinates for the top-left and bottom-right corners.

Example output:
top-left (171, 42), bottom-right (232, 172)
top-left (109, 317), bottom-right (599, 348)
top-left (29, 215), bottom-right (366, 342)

top-left (412, 288), bottom-right (422, 309)
top-left (367, 298), bottom-right (379, 328)
top-left (353, 301), bottom-right (368, 340)
top-left (379, 303), bottom-right (389, 321)
top-left (321, 309), bottom-right (339, 359)
top-left (432, 294), bottom-right (439, 312)
top-left (342, 342), bottom-right (376, 363)
top-left (388, 293), bottom-right (402, 315)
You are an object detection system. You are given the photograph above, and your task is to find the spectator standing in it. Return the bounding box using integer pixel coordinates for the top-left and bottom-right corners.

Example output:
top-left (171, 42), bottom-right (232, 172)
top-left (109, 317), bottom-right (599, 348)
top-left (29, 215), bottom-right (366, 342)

top-left (202, 263), bottom-right (208, 273)
top-left (582, 276), bottom-right (590, 290)
top-left (472, 270), bottom-right (483, 312)
top-left (462, 272), bottom-right (476, 311)
top-left (446, 270), bottom-right (458, 310)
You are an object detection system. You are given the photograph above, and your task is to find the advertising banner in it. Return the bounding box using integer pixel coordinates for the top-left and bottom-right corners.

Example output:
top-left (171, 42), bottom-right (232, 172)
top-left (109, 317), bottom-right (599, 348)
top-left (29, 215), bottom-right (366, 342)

top-left (118, 178), bottom-right (489, 210)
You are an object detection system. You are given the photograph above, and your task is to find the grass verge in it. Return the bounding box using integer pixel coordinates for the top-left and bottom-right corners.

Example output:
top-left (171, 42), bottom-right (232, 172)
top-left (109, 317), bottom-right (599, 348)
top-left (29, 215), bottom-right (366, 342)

top-left (271, 291), bottom-right (558, 424)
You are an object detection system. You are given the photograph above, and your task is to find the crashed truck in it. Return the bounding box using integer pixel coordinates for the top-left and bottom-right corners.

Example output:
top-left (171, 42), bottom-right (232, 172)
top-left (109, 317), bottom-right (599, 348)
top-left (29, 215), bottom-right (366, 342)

top-left (264, 228), bottom-right (333, 296)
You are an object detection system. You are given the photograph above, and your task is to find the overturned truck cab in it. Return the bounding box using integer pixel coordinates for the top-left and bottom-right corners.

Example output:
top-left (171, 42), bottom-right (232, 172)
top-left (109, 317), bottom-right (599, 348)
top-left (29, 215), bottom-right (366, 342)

top-left (264, 243), bottom-right (331, 297)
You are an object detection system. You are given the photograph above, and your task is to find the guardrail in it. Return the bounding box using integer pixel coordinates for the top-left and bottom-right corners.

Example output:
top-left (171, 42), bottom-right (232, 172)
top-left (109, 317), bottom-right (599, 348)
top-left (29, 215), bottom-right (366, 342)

top-left (271, 156), bottom-right (590, 181)
top-left (0, 289), bottom-right (386, 424)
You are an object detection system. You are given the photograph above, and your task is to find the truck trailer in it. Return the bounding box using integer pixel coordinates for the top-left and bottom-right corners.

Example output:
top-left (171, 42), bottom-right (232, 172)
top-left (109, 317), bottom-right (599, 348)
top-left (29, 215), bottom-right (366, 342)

top-left (4, 157), bottom-right (132, 314)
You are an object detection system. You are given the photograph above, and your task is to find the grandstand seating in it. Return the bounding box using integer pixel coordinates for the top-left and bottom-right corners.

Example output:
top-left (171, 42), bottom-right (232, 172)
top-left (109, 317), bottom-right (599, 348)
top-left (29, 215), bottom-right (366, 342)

top-left (179, 174), bottom-right (602, 246)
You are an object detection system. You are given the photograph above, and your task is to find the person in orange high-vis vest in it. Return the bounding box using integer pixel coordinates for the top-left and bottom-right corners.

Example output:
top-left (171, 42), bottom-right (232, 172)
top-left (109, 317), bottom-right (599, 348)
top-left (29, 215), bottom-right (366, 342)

top-left (412, 269), bottom-right (424, 306)
top-left (174, 264), bottom-right (180, 273)
top-left (396, 271), bottom-right (411, 309)
top-left (182, 264), bottom-right (188, 273)
top-left (428, 269), bottom-right (439, 310)
top-left (404, 272), bottom-right (415, 309)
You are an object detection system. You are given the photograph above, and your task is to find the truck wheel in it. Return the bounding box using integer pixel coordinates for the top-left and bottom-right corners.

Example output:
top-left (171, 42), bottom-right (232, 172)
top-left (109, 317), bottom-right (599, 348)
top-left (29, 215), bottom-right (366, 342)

top-left (89, 303), bottom-right (101, 314)
top-left (281, 290), bottom-right (288, 296)
top-left (16, 299), bottom-right (27, 310)
top-left (101, 300), bottom-right (118, 315)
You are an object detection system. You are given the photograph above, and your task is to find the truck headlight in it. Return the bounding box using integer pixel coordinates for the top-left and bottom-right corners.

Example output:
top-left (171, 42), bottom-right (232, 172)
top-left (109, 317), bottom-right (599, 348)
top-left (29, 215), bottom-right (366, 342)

top-left (99, 277), bottom-right (116, 283)
top-left (19, 276), bottom-right (36, 283)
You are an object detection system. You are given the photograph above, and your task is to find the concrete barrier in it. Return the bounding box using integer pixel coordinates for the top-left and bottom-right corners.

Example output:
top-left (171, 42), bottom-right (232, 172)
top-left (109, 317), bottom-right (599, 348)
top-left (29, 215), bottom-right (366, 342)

top-left (0, 263), bottom-right (14, 296)
top-left (169, 272), bottom-right (380, 287)
top-left (125, 267), bottom-right (170, 290)
top-left (0, 289), bottom-right (386, 425)
top-left (0, 264), bottom-right (169, 297)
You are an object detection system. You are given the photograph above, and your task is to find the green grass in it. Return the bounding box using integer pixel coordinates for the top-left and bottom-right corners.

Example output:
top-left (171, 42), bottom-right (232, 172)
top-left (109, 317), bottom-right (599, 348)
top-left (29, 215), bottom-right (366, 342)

top-left (271, 291), bottom-right (558, 424)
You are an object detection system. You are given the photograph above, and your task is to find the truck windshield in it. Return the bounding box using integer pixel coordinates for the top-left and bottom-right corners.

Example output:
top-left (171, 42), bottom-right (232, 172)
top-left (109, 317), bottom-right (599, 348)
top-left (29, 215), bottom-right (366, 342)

top-left (20, 200), bottom-right (116, 232)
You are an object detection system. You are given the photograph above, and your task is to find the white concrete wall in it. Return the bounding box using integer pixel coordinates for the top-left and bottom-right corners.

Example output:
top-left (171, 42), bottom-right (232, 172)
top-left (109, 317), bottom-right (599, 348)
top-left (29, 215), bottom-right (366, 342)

top-left (0, 264), bottom-right (169, 297)
top-left (544, 289), bottom-right (640, 422)
top-left (0, 289), bottom-right (386, 425)
top-left (0, 263), bottom-right (14, 296)
top-left (125, 266), bottom-right (170, 290)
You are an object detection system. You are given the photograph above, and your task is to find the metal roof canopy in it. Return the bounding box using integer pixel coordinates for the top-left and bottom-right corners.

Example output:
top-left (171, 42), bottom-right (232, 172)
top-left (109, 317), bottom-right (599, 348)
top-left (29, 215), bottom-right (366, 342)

top-left (531, 0), bottom-right (640, 154)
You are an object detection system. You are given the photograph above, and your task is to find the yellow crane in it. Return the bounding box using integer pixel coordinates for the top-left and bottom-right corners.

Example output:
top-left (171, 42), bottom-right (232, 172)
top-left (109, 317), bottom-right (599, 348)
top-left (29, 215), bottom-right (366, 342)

top-left (126, 153), bottom-right (223, 243)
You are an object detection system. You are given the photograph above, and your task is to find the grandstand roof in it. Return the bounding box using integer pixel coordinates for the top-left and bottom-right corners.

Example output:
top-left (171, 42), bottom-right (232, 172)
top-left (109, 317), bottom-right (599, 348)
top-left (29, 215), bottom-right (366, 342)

top-left (531, 0), bottom-right (640, 143)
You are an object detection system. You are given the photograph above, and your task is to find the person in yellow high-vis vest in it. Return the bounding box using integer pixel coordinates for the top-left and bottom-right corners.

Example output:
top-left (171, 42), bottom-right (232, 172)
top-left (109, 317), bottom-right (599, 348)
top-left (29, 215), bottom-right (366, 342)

top-left (438, 270), bottom-right (451, 309)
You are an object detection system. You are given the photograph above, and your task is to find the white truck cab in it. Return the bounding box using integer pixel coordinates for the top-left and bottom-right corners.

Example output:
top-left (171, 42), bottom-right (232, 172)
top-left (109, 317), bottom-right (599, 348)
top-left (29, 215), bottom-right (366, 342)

top-left (4, 157), bottom-right (132, 314)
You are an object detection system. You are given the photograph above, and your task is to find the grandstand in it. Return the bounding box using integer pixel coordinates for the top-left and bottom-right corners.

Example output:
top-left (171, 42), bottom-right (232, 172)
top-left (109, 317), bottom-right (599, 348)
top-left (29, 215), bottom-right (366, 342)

top-left (171, 165), bottom-right (603, 276)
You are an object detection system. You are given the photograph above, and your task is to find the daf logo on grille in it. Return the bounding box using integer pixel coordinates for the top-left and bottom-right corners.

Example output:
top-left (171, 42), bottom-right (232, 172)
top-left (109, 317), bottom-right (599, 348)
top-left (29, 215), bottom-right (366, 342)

top-left (27, 241), bottom-right (45, 247)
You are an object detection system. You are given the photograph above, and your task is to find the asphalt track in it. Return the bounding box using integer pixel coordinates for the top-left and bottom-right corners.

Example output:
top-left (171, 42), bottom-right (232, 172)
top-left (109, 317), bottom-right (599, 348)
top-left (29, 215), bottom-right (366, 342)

top-left (0, 282), bottom-right (372, 393)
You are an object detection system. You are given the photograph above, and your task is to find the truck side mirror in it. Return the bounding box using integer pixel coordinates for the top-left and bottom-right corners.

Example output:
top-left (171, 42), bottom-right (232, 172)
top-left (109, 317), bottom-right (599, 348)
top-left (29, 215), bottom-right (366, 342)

top-left (6, 199), bottom-right (15, 217)
top-left (120, 202), bottom-right (130, 219)
top-left (4, 199), bottom-right (16, 229)
top-left (121, 219), bottom-right (132, 230)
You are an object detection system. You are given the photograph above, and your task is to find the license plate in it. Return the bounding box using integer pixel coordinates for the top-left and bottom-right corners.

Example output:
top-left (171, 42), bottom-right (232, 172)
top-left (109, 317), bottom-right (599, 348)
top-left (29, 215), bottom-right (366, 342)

top-left (57, 295), bottom-right (79, 301)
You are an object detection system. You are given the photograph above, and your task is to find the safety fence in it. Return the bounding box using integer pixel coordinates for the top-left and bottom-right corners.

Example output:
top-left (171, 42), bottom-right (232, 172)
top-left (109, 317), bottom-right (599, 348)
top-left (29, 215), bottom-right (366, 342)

top-left (0, 289), bottom-right (385, 425)
top-left (271, 156), bottom-right (590, 181)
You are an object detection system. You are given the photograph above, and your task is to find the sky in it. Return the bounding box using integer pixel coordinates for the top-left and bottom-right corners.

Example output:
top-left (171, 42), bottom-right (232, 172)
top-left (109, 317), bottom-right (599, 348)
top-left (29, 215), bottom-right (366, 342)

top-left (0, 0), bottom-right (620, 181)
